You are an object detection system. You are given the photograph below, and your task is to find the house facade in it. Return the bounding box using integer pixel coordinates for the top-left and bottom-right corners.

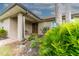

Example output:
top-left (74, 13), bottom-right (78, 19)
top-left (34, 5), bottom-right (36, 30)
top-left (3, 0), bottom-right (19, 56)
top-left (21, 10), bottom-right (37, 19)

top-left (0, 3), bottom-right (53, 41)
top-left (0, 3), bottom-right (79, 41)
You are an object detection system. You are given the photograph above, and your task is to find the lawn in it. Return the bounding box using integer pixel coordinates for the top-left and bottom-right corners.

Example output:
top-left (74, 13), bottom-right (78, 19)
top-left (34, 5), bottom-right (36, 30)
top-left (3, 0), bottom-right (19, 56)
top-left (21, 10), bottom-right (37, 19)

top-left (0, 45), bottom-right (14, 56)
top-left (0, 41), bottom-right (20, 56)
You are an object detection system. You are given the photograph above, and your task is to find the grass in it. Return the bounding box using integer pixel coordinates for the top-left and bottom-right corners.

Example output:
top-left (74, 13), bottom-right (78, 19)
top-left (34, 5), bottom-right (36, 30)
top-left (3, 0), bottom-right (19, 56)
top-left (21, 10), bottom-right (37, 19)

top-left (0, 41), bottom-right (19, 56)
top-left (0, 45), bottom-right (14, 56)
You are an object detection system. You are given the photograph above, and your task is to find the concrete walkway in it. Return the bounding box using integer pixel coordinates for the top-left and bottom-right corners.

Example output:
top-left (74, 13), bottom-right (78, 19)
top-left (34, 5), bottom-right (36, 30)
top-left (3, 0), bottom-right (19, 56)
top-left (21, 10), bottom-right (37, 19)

top-left (0, 38), bottom-right (19, 47)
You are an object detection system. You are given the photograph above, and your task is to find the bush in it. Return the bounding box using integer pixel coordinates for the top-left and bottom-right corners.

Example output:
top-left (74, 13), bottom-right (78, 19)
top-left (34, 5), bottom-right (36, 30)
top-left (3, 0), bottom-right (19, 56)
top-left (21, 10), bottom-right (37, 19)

top-left (39, 21), bottom-right (79, 56)
top-left (28, 34), bottom-right (37, 41)
top-left (0, 28), bottom-right (7, 39)
top-left (42, 27), bottom-right (49, 34)
top-left (27, 34), bottom-right (38, 48)
top-left (30, 40), bottom-right (37, 48)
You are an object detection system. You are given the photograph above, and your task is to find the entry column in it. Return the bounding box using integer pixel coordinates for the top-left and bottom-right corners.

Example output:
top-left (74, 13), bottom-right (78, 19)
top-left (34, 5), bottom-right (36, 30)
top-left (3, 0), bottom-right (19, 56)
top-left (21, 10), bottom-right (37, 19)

top-left (65, 4), bottom-right (71, 22)
top-left (17, 13), bottom-right (25, 41)
top-left (23, 16), bottom-right (25, 39)
top-left (55, 3), bottom-right (62, 25)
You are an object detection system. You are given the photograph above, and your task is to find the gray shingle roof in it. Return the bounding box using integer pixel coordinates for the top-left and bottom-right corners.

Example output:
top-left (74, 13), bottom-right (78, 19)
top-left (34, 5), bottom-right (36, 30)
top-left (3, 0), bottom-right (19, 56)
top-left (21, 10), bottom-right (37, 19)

top-left (0, 3), bottom-right (41, 20)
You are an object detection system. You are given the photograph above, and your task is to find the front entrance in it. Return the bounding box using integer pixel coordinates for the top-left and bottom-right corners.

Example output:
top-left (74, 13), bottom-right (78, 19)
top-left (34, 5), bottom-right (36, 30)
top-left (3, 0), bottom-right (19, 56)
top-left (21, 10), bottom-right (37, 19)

top-left (32, 23), bottom-right (38, 34)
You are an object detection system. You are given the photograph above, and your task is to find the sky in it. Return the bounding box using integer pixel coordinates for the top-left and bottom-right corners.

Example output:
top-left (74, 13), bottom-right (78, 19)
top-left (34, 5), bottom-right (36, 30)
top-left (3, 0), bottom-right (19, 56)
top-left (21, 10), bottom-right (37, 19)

top-left (0, 3), bottom-right (79, 19)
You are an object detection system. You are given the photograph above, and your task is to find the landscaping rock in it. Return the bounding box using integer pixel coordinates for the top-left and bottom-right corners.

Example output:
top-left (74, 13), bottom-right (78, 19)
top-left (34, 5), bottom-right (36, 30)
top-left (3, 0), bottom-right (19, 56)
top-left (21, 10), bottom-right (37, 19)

top-left (17, 40), bottom-right (39, 56)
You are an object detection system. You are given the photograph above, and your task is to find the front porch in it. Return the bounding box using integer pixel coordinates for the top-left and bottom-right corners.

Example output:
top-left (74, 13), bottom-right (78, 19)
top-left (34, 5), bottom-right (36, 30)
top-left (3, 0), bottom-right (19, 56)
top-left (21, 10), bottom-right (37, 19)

top-left (9, 13), bottom-right (38, 40)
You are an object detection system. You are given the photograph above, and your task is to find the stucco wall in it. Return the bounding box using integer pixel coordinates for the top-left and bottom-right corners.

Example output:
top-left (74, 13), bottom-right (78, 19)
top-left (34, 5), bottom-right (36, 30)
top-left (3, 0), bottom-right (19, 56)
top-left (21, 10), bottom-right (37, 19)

top-left (0, 18), bottom-right (11, 37)
top-left (0, 22), bottom-right (3, 28)
top-left (9, 18), bottom-right (17, 39)
top-left (0, 18), bottom-right (32, 39)
top-left (0, 18), bottom-right (17, 39)
top-left (25, 21), bottom-right (32, 34)
top-left (38, 21), bottom-right (52, 35)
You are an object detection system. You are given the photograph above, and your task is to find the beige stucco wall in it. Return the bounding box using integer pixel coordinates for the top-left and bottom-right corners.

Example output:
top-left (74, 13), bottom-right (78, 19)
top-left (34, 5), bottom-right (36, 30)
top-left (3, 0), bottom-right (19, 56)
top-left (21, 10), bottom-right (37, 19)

top-left (0, 18), bottom-right (11, 37)
top-left (0, 22), bottom-right (3, 28)
top-left (9, 18), bottom-right (17, 39)
top-left (38, 21), bottom-right (52, 35)
top-left (0, 18), bottom-right (17, 39)
top-left (0, 18), bottom-right (32, 39)
top-left (25, 21), bottom-right (32, 34)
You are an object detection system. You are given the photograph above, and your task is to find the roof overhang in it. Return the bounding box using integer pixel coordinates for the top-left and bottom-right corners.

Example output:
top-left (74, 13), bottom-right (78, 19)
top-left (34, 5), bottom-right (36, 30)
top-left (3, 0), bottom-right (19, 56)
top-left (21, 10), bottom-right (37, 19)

top-left (0, 4), bottom-right (41, 21)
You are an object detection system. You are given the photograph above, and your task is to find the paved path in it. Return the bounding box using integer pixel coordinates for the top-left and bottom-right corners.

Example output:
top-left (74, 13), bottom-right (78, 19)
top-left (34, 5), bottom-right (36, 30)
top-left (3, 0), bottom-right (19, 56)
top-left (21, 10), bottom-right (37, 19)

top-left (0, 38), bottom-right (19, 47)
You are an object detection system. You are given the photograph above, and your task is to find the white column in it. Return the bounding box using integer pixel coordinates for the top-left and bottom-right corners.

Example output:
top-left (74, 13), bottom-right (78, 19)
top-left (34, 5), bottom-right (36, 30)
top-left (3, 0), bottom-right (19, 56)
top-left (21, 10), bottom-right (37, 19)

top-left (17, 13), bottom-right (24, 41)
top-left (55, 3), bottom-right (62, 25)
top-left (65, 4), bottom-right (71, 22)
top-left (23, 16), bottom-right (25, 39)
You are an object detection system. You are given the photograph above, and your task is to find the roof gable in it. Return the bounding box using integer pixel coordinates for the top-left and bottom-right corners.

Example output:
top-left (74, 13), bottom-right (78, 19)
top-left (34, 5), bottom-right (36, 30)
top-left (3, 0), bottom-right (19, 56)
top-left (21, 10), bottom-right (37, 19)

top-left (0, 3), bottom-right (41, 20)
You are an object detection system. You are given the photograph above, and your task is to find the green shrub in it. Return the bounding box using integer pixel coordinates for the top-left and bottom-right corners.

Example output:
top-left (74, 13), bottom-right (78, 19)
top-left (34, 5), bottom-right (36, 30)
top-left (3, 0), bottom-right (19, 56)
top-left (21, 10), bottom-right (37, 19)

top-left (28, 34), bottom-right (37, 41)
top-left (42, 27), bottom-right (49, 34)
top-left (0, 28), bottom-right (7, 38)
top-left (28, 34), bottom-right (38, 48)
top-left (39, 21), bottom-right (79, 56)
top-left (30, 40), bottom-right (37, 48)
